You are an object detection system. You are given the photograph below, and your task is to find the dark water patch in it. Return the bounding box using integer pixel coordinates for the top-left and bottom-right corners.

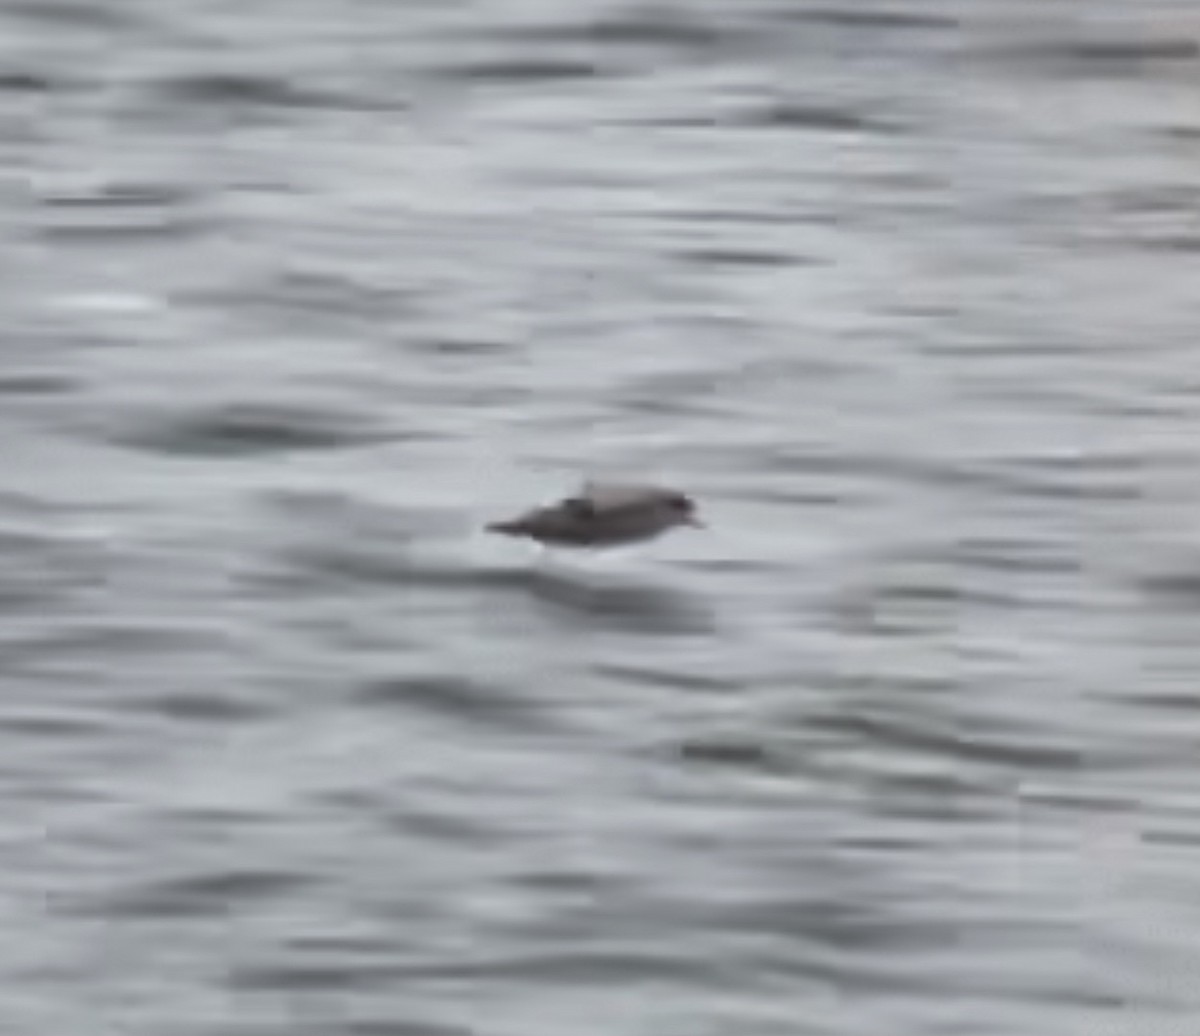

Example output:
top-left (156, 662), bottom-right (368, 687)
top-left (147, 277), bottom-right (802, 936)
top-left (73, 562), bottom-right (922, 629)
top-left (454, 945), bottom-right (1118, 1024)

top-left (382, 802), bottom-right (497, 846)
top-left (40, 181), bottom-right (195, 208)
top-left (37, 208), bottom-right (211, 242)
top-left (1142, 827), bottom-right (1200, 848)
top-left (995, 37), bottom-right (1200, 78)
top-left (829, 575), bottom-right (1027, 638)
top-left (166, 805), bottom-right (280, 829)
top-left (862, 769), bottom-right (1000, 818)
top-left (509, 9), bottom-right (734, 52)
top-left (805, 709), bottom-right (1083, 771)
top-left (0, 372), bottom-right (77, 395)
top-left (1137, 234), bottom-right (1200, 254)
top-left (6, 0), bottom-right (144, 29)
top-left (944, 536), bottom-right (1082, 576)
top-left (777, 7), bottom-right (960, 31)
top-left (1128, 690), bottom-right (1200, 712)
top-left (35, 179), bottom-right (209, 240)
top-left (0, 533), bottom-right (109, 611)
top-left (1137, 567), bottom-right (1200, 606)
top-left (0, 70), bottom-right (56, 93)
top-left (409, 336), bottom-right (513, 356)
top-left (0, 709), bottom-right (112, 739)
top-left (833, 831), bottom-right (928, 853)
top-left (1164, 124), bottom-right (1200, 141)
top-left (643, 206), bottom-right (842, 232)
top-left (79, 868), bottom-right (316, 919)
top-left (227, 960), bottom-right (406, 992)
top-left (230, 950), bottom-right (715, 989)
top-left (285, 934), bottom-right (408, 957)
top-left (811, 669), bottom-right (961, 698)
top-left (345, 1023), bottom-right (473, 1036)
top-left (143, 71), bottom-right (397, 113)
top-left (971, 463), bottom-right (1142, 504)
top-left (591, 662), bottom-right (735, 694)
top-left (677, 556), bottom-right (779, 574)
top-left (737, 100), bottom-right (899, 134)
top-left (355, 673), bottom-right (549, 732)
top-left (435, 57), bottom-right (606, 84)
top-left (115, 401), bottom-right (388, 457)
top-left (712, 896), bottom-right (961, 952)
top-left (651, 205), bottom-right (841, 227)
top-left (1, 622), bottom-right (219, 668)
top-left (673, 246), bottom-right (798, 267)
top-left (673, 735), bottom-right (788, 773)
top-left (122, 690), bottom-right (271, 724)
top-left (203, 268), bottom-right (415, 333)
top-left (512, 868), bottom-right (616, 893)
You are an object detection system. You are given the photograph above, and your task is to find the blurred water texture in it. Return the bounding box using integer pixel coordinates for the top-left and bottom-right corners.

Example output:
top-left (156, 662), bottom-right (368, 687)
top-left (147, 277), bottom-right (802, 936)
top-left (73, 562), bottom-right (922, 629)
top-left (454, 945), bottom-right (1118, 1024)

top-left (4, 0), bottom-right (1200, 1033)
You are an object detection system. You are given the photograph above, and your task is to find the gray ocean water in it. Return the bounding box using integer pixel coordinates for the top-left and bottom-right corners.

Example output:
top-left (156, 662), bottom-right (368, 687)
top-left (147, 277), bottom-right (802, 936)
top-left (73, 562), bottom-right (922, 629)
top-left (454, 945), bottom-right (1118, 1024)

top-left (5, 0), bottom-right (1200, 1033)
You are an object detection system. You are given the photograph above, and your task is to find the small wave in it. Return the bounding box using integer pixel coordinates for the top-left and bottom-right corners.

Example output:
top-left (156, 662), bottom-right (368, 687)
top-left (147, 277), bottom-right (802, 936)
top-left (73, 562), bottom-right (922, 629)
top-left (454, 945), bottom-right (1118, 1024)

top-left (36, 180), bottom-right (209, 241)
top-left (1137, 567), bottom-right (1200, 606)
top-left (736, 101), bottom-right (900, 134)
top-left (504, 10), bottom-right (736, 52)
top-left (0, 709), bottom-right (112, 740)
top-left (780, 8), bottom-right (959, 31)
top-left (0, 70), bottom-right (55, 92)
top-left (40, 182), bottom-right (195, 208)
top-left (227, 960), bottom-right (404, 992)
top-left (672, 735), bottom-right (788, 773)
top-left (805, 708), bottom-right (1084, 770)
top-left (234, 948), bottom-right (713, 989)
top-left (988, 37), bottom-right (1200, 79)
top-left (73, 868), bottom-right (315, 919)
top-left (142, 71), bottom-right (397, 113)
top-left (0, 372), bottom-right (76, 396)
top-left (113, 401), bottom-right (387, 457)
top-left (434, 57), bottom-right (605, 84)
top-left (525, 570), bottom-right (717, 636)
top-left (354, 673), bottom-right (550, 732)
top-left (121, 690), bottom-right (270, 725)
top-left (343, 1022), bottom-right (472, 1036)
top-left (6, 0), bottom-right (141, 29)
top-left (590, 662), bottom-right (736, 694)
top-left (673, 246), bottom-right (798, 267)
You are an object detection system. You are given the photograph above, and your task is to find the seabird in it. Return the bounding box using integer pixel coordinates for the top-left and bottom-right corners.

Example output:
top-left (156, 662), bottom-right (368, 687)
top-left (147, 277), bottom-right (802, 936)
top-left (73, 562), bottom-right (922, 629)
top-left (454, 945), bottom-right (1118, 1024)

top-left (487, 482), bottom-right (703, 547)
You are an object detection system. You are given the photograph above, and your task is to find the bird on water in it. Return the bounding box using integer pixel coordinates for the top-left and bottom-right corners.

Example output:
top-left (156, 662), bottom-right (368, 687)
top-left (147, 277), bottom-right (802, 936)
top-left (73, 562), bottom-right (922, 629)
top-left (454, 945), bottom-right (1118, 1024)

top-left (487, 482), bottom-right (703, 548)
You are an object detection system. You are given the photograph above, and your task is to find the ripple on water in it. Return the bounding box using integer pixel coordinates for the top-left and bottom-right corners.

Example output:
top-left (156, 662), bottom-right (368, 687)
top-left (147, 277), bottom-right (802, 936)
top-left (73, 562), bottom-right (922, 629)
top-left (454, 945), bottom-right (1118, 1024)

top-left (353, 673), bottom-right (554, 734)
top-left (672, 735), bottom-right (789, 774)
top-left (73, 868), bottom-right (317, 920)
top-left (341, 1024), bottom-right (474, 1036)
top-left (780, 9), bottom-right (960, 31)
top-left (505, 8), bottom-right (735, 52)
top-left (0, 71), bottom-right (56, 93)
top-left (120, 689), bottom-right (272, 725)
top-left (431, 56), bottom-right (607, 84)
top-left (523, 569), bottom-right (718, 636)
top-left (270, 530), bottom-right (717, 635)
top-left (988, 36), bottom-right (1200, 79)
top-left (138, 71), bottom-right (398, 113)
top-left (733, 100), bottom-right (903, 134)
top-left (36, 180), bottom-right (212, 242)
top-left (804, 706), bottom-right (1084, 772)
top-left (0, 372), bottom-right (78, 396)
top-left (112, 401), bottom-right (390, 457)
